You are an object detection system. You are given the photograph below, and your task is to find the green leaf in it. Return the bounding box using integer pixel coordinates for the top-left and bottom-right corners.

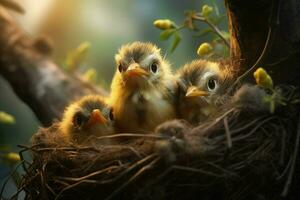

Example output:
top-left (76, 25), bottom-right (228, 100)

top-left (193, 28), bottom-right (213, 37)
top-left (170, 33), bottom-right (181, 53)
top-left (0, 0), bottom-right (24, 14)
top-left (0, 111), bottom-right (15, 124)
top-left (159, 29), bottom-right (175, 41)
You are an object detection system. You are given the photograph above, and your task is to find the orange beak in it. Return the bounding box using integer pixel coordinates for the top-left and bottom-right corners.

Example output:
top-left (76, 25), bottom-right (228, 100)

top-left (124, 63), bottom-right (149, 77)
top-left (185, 86), bottom-right (209, 98)
top-left (87, 109), bottom-right (107, 127)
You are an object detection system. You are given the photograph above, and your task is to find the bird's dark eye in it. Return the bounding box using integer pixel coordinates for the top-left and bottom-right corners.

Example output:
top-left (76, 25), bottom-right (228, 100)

top-left (118, 64), bottom-right (123, 73)
top-left (109, 108), bottom-right (114, 121)
top-left (73, 112), bottom-right (85, 127)
top-left (150, 62), bottom-right (158, 73)
top-left (207, 79), bottom-right (217, 91)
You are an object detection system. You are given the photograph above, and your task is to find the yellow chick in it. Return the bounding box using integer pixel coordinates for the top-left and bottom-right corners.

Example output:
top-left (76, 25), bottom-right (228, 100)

top-left (176, 59), bottom-right (232, 125)
top-left (59, 95), bottom-right (115, 144)
top-left (108, 42), bottom-right (176, 133)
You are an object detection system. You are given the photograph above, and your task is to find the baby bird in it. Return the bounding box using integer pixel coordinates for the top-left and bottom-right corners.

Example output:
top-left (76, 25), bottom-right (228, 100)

top-left (109, 42), bottom-right (176, 133)
top-left (176, 59), bottom-right (232, 125)
top-left (59, 95), bottom-right (115, 144)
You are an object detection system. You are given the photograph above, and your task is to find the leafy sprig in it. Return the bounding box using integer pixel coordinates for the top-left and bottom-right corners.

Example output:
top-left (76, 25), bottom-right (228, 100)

top-left (153, 4), bottom-right (229, 56)
top-left (253, 68), bottom-right (287, 114)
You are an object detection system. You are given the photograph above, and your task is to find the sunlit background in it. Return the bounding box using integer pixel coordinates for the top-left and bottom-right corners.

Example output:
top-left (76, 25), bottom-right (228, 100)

top-left (0, 0), bottom-right (227, 197)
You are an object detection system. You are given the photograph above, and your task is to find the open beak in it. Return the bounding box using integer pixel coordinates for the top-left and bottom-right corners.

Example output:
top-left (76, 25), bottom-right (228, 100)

top-left (124, 63), bottom-right (149, 77)
top-left (185, 86), bottom-right (209, 98)
top-left (87, 109), bottom-right (107, 127)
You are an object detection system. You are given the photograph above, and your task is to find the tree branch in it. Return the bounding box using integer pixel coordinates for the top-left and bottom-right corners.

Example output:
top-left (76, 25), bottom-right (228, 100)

top-left (192, 14), bottom-right (230, 48)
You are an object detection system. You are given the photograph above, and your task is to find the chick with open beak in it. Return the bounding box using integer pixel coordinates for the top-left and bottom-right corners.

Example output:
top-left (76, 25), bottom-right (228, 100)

top-left (109, 42), bottom-right (176, 133)
top-left (176, 59), bottom-right (232, 125)
top-left (59, 95), bottom-right (115, 144)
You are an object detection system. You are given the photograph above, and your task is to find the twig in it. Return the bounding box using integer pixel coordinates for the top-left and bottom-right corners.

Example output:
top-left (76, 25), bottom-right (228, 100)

top-left (203, 161), bottom-right (237, 178)
top-left (29, 146), bottom-right (100, 153)
top-left (40, 163), bottom-right (49, 199)
top-left (212, 117), bottom-right (264, 143)
top-left (0, 161), bottom-right (24, 198)
top-left (57, 166), bottom-right (120, 182)
top-left (192, 14), bottom-right (230, 48)
top-left (199, 107), bottom-right (235, 133)
top-left (229, 27), bottom-right (272, 93)
top-left (100, 145), bottom-right (143, 159)
top-left (54, 154), bottom-right (158, 200)
top-left (164, 165), bottom-right (223, 179)
top-left (224, 117), bottom-right (232, 149)
top-left (232, 116), bottom-right (276, 142)
top-left (105, 157), bottom-right (160, 200)
top-left (8, 185), bottom-right (26, 200)
top-left (95, 133), bottom-right (168, 141)
top-left (276, 155), bottom-right (293, 181)
top-left (230, 117), bottom-right (265, 135)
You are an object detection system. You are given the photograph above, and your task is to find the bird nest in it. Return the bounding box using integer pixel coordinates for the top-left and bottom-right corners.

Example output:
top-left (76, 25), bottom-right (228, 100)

top-left (12, 85), bottom-right (300, 199)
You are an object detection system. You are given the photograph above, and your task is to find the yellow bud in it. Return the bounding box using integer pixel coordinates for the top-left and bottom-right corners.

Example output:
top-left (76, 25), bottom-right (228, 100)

top-left (0, 111), bottom-right (15, 124)
top-left (6, 152), bottom-right (20, 163)
top-left (197, 42), bottom-right (213, 56)
top-left (153, 19), bottom-right (174, 30)
top-left (201, 5), bottom-right (213, 17)
top-left (253, 67), bottom-right (273, 89)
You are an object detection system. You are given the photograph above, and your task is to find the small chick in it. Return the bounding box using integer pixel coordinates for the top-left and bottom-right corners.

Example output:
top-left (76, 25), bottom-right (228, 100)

top-left (176, 59), bottom-right (232, 125)
top-left (109, 42), bottom-right (176, 133)
top-left (59, 95), bottom-right (115, 144)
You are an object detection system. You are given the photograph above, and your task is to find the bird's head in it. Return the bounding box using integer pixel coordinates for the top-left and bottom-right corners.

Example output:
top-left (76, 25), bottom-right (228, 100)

top-left (60, 95), bottom-right (114, 143)
top-left (113, 42), bottom-right (172, 90)
top-left (177, 60), bottom-right (231, 106)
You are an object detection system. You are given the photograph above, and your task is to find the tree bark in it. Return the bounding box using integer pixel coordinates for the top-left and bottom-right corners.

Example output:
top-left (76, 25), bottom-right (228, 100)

top-left (0, 8), bottom-right (107, 126)
top-left (225, 0), bottom-right (300, 85)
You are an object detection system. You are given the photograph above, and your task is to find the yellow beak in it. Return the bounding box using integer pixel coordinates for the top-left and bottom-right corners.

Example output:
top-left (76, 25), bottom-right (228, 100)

top-left (87, 109), bottom-right (107, 127)
top-left (185, 86), bottom-right (209, 97)
top-left (125, 63), bottom-right (149, 77)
